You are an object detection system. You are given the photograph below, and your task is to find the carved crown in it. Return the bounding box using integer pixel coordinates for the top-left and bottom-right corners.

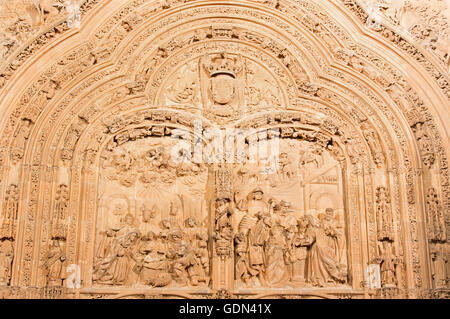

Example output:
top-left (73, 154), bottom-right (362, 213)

top-left (203, 52), bottom-right (243, 78)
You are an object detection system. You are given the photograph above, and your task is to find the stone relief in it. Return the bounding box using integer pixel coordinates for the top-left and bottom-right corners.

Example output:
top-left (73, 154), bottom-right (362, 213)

top-left (374, 241), bottom-right (400, 288)
top-left (368, 0), bottom-right (449, 68)
top-left (0, 0), bottom-right (447, 299)
top-left (1, 184), bottom-right (19, 241)
top-left (94, 137), bottom-right (210, 288)
top-left (0, 239), bottom-right (14, 286)
top-left (88, 125), bottom-right (350, 291)
top-left (232, 139), bottom-right (348, 288)
top-left (159, 51), bottom-right (283, 123)
top-left (43, 239), bottom-right (67, 287)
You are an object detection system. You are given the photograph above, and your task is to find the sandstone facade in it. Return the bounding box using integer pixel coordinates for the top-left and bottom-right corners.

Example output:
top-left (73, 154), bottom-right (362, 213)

top-left (0, 0), bottom-right (448, 299)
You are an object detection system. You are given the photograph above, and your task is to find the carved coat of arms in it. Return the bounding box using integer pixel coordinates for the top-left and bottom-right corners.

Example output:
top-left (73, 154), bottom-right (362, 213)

top-left (199, 52), bottom-right (245, 121)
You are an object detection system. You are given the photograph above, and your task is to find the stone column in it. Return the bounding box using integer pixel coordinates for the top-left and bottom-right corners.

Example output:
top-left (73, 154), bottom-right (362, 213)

top-left (210, 166), bottom-right (234, 291)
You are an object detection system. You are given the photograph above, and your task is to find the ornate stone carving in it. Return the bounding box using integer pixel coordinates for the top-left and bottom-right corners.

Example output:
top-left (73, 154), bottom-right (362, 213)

top-left (0, 239), bottom-right (14, 286)
top-left (374, 241), bottom-right (400, 288)
top-left (51, 184), bottom-right (69, 240)
top-left (10, 119), bottom-right (33, 163)
top-left (412, 122), bottom-right (435, 168)
top-left (214, 197), bottom-right (234, 258)
top-left (361, 122), bottom-right (385, 167)
top-left (375, 186), bottom-right (394, 241)
top-left (1, 184), bottom-right (19, 241)
top-left (426, 187), bottom-right (446, 243)
top-left (429, 242), bottom-right (448, 289)
top-left (0, 0), bottom-right (447, 299)
top-left (61, 118), bottom-right (87, 161)
top-left (42, 239), bottom-right (66, 287)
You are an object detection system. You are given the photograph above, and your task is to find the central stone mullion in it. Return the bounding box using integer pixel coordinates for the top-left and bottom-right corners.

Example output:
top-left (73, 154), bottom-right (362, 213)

top-left (210, 165), bottom-right (235, 291)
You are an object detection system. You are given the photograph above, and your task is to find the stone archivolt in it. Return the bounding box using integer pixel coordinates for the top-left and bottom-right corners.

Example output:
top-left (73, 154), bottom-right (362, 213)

top-left (0, 0), bottom-right (448, 299)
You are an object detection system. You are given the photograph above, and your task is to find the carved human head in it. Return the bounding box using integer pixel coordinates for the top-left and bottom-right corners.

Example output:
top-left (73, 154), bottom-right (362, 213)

top-left (169, 230), bottom-right (183, 242)
top-left (105, 229), bottom-right (116, 237)
top-left (279, 200), bottom-right (291, 214)
top-left (176, 242), bottom-right (189, 256)
top-left (252, 187), bottom-right (264, 200)
top-left (144, 231), bottom-right (156, 241)
top-left (285, 226), bottom-right (296, 238)
top-left (124, 213), bottom-right (134, 225)
top-left (279, 152), bottom-right (289, 164)
top-left (113, 203), bottom-right (126, 214)
top-left (297, 217), bottom-right (308, 231)
top-left (184, 217), bottom-right (196, 228)
top-left (160, 218), bottom-right (171, 229)
top-left (127, 230), bottom-right (139, 243)
top-left (216, 197), bottom-right (230, 208)
top-left (325, 208), bottom-right (334, 220)
top-left (304, 214), bottom-right (319, 228)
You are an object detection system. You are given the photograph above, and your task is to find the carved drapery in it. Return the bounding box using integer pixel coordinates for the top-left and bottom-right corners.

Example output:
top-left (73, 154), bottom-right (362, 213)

top-left (0, 0), bottom-right (448, 299)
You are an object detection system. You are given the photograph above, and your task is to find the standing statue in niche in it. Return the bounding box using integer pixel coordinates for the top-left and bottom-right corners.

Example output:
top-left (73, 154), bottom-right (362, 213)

top-left (0, 240), bottom-right (14, 286)
top-left (11, 119), bottom-right (32, 162)
top-left (214, 197), bottom-right (234, 257)
top-left (43, 240), bottom-right (66, 287)
top-left (413, 122), bottom-right (435, 167)
top-left (1, 184), bottom-right (19, 240)
top-left (52, 184), bottom-right (69, 240)
top-left (361, 124), bottom-right (384, 167)
top-left (430, 243), bottom-right (447, 289)
top-left (375, 241), bottom-right (400, 288)
top-left (426, 187), bottom-right (446, 242)
top-left (375, 187), bottom-right (393, 241)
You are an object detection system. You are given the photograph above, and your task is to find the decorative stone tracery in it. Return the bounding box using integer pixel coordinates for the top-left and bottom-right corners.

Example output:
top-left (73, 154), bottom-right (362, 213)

top-left (0, 0), bottom-right (448, 299)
